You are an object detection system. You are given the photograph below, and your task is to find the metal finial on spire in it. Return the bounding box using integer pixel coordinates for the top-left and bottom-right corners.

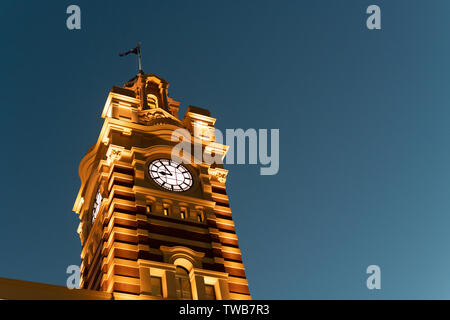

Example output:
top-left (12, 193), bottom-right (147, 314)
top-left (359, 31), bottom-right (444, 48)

top-left (137, 42), bottom-right (143, 73)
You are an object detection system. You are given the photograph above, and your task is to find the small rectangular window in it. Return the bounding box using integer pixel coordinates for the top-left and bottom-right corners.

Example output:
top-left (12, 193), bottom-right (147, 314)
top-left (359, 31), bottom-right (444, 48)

top-left (146, 205), bottom-right (152, 213)
top-left (151, 276), bottom-right (162, 297)
top-left (163, 207), bottom-right (169, 216)
top-left (180, 210), bottom-right (186, 219)
top-left (197, 214), bottom-right (203, 222)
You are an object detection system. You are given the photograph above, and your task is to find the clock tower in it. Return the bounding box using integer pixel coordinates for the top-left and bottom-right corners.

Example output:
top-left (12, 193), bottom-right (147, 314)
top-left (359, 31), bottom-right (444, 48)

top-left (72, 72), bottom-right (251, 300)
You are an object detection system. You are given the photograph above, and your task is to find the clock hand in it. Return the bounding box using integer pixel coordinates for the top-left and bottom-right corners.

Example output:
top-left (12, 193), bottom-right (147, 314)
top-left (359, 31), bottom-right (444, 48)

top-left (160, 163), bottom-right (173, 176)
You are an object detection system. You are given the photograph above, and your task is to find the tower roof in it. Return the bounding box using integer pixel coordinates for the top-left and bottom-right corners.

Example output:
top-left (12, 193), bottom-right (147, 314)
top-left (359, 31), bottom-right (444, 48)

top-left (123, 73), bottom-right (169, 88)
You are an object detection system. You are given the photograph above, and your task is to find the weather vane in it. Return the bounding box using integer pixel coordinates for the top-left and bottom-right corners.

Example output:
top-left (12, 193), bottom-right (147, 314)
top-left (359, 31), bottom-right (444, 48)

top-left (119, 42), bottom-right (143, 73)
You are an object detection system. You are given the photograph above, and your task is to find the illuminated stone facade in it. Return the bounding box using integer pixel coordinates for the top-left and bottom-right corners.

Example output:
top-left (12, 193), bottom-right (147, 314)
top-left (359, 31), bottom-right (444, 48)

top-left (72, 73), bottom-right (251, 300)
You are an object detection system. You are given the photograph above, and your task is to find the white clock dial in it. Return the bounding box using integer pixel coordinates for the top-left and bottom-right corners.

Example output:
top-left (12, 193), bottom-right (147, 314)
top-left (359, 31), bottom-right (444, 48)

top-left (92, 189), bottom-right (102, 223)
top-left (149, 159), bottom-right (193, 192)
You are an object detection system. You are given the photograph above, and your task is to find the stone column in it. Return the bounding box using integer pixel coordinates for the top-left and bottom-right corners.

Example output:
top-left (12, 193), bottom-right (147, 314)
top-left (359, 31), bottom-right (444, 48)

top-left (165, 270), bottom-right (178, 299)
top-left (218, 279), bottom-right (230, 300)
top-left (139, 267), bottom-right (151, 295)
top-left (193, 275), bottom-right (206, 300)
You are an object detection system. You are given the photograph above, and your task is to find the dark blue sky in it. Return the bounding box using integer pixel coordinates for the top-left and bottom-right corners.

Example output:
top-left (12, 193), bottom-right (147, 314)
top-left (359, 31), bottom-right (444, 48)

top-left (1, 0), bottom-right (450, 299)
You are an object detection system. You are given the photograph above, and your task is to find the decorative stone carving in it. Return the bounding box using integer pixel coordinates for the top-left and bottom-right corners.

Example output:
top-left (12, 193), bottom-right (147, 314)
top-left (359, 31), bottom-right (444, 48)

top-left (102, 137), bottom-right (109, 145)
top-left (208, 168), bottom-right (228, 184)
top-left (106, 145), bottom-right (124, 165)
top-left (137, 108), bottom-right (181, 126)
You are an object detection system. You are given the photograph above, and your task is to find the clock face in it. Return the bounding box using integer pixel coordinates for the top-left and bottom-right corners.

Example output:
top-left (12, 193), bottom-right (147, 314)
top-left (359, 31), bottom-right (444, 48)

top-left (149, 159), bottom-right (193, 192)
top-left (92, 189), bottom-right (102, 223)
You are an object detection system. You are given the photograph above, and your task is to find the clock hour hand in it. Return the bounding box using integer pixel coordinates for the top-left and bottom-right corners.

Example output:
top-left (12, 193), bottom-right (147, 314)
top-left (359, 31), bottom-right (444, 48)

top-left (160, 163), bottom-right (173, 176)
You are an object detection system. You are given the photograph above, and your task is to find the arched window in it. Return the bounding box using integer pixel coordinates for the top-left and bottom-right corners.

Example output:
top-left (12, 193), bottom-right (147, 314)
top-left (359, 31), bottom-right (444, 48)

top-left (175, 266), bottom-right (192, 299)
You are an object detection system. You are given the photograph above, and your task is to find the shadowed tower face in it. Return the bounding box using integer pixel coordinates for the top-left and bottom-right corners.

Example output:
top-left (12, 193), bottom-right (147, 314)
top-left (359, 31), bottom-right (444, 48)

top-left (72, 73), bottom-right (251, 300)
